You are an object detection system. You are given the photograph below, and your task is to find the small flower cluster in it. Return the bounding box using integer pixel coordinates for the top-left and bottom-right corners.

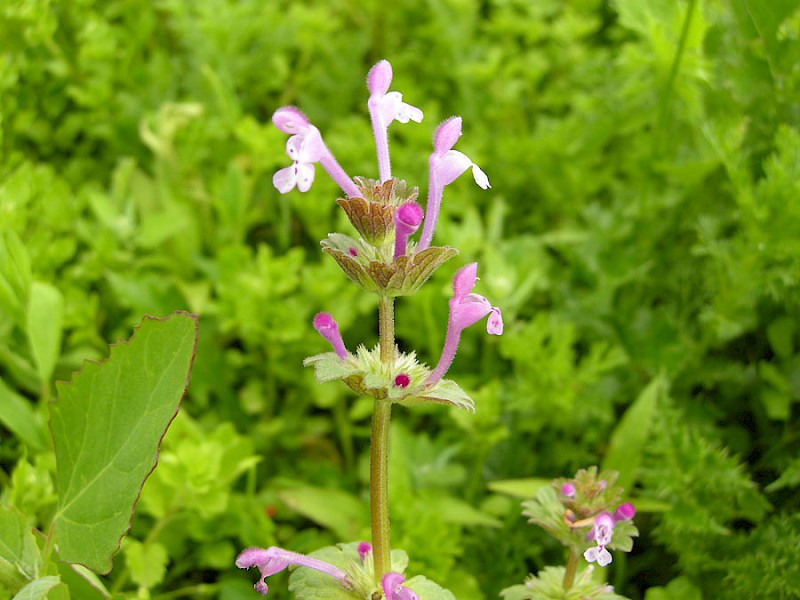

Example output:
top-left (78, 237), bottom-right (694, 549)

top-left (524, 467), bottom-right (638, 569)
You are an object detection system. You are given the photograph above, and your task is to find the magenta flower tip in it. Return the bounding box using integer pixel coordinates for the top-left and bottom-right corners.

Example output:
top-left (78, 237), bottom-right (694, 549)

top-left (394, 373), bottom-right (411, 388)
top-left (395, 202), bottom-right (424, 230)
top-left (614, 502), bottom-right (636, 522)
top-left (434, 116), bottom-right (463, 154)
top-left (367, 59), bottom-right (393, 96)
top-left (561, 482), bottom-right (576, 498)
top-left (272, 106), bottom-right (310, 134)
top-left (357, 542), bottom-right (372, 561)
top-left (313, 312), bottom-right (349, 360)
top-left (313, 312), bottom-right (337, 331)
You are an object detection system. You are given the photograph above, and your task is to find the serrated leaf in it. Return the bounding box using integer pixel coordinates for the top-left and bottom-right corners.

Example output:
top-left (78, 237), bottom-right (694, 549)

top-left (405, 575), bottom-right (457, 600)
top-left (413, 379), bottom-right (475, 412)
top-left (26, 281), bottom-right (64, 384)
top-left (50, 311), bottom-right (198, 573)
top-left (602, 374), bottom-right (664, 493)
top-left (11, 576), bottom-right (60, 600)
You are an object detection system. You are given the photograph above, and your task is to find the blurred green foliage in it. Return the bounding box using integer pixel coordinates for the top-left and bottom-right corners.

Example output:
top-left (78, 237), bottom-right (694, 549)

top-left (2, 0), bottom-right (800, 598)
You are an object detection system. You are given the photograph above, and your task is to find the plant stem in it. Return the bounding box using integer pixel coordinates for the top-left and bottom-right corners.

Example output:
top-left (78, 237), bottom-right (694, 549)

top-left (563, 547), bottom-right (579, 591)
top-left (371, 295), bottom-right (395, 581)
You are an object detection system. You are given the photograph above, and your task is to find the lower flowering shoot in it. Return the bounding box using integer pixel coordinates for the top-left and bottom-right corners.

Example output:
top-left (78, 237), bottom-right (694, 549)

top-left (501, 467), bottom-right (639, 598)
top-left (237, 543), bottom-right (453, 600)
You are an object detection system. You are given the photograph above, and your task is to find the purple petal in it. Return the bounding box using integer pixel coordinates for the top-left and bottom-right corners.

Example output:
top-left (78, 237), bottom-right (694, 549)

top-left (560, 482), bottom-right (576, 497)
top-left (272, 106), bottom-right (310, 134)
top-left (452, 263), bottom-right (478, 299)
top-left (451, 293), bottom-right (493, 332)
top-left (613, 503), bottom-right (636, 522)
top-left (382, 572), bottom-right (419, 600)
top-left (395, 202), bottom-right (424, 231)
top-left (367, 59), bottom-right (393, 96)
top-left (357, 542), bottom-right (372, 561)
top-left (433, 116), bottom-right (462, 155)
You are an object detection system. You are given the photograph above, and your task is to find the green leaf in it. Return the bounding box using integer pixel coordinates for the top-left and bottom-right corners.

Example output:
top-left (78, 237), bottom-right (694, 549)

top-left (0, 230), bottom-right (32, 328)
top-left (405, 575), bottom-right (457, 600)
top-left (602, 374), bottom-right (664, 493)
top-left (0, 505), bottom-right (41, 594)
top-left (487, 478), bottom-right (551, 499)
top-left (123, 539), bottom-right (168, 589)
top-left (279, 487), bottom-right (368, 541)
top-left (26, 281), bottom-right (64, 384)
top-left (50, 311), bottom-right (198, 573)
top-left (0, 378), bottom-right (48, 451)
top-left (11, 576), bottom-right (60, 600)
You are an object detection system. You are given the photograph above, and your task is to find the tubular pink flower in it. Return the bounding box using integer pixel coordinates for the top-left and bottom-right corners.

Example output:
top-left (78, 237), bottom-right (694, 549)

top-left (426, 263), bottom-right (503, 386)
top-left (367, 60), bottom-right (423, 183)
top-left (613, 503), bottom-right (636, 522)
top-left (381, 572), bottom-right (419, 600)
top-left (357, 542), bottom-right (373, 562)
top-left (584, 512), bottom-right (615, 567)
top-left (561, 482), bottom-right (576, 498)
top-left (236, 546), bottom-right (349, 596)
top-left (271, 106), bottom-right (361, 198)
top-left (313, 312), bottom-right (349, 360)
top-left (418, 117), bottom-right (491, 251)
top-left (393, 202), bottom-right (424, 259)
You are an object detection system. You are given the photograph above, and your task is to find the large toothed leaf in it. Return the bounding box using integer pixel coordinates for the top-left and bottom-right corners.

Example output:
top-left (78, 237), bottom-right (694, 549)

top-left (50, 311), bottom-right (198, 573)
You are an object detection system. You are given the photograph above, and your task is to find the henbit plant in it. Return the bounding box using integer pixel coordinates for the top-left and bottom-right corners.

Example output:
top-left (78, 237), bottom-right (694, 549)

top-left (235, 59), bottom-right (636, 600)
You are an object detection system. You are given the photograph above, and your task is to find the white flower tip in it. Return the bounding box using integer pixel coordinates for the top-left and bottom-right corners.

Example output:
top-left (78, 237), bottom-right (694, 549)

top-left (399, 103), bottom-right (424, 124)
top-left (272, 167), bottom-right (296, 194)
top-left (272, 106), bottom-right (309, 134)
top-left (368, 59), bottom-right (393, 96)
top-left (487, 308), bottom-right (503, 335)
top-left (472, 164), bottom-right (491, 189)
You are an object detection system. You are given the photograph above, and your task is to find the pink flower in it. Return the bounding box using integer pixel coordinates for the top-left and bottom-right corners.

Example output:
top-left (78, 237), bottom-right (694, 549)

top-left (393, 202), bottom-right (424, 259)
top-left (313, 312), bottom-right (349, 360)
top-left (236, 546), bottom-right (348, 596)
top-left (426, 263), bottom-right (503, 385)
top-left (583, 504), bottom-right (635, 567)
top-left (271, 106), bottom-right (361, 198)
top-left (382, 572), bottom-right (419, 600)
top-left (583, 512), bottom-right (615, 567)
top-left (418, 117), bottom-right (490, 250)
top-left (367, 60), bottom-right (424, 182)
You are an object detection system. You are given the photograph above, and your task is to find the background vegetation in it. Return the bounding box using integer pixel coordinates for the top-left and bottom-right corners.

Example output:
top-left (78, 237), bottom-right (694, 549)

top-left (2, 0), bottom-right (799, 598)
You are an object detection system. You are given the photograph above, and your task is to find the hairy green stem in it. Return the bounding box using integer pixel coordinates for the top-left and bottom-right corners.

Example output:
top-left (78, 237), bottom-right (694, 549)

top-left (371, 295), bottom-right (395, 581)
top-left (563, 547), bottom-right (579, 591)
